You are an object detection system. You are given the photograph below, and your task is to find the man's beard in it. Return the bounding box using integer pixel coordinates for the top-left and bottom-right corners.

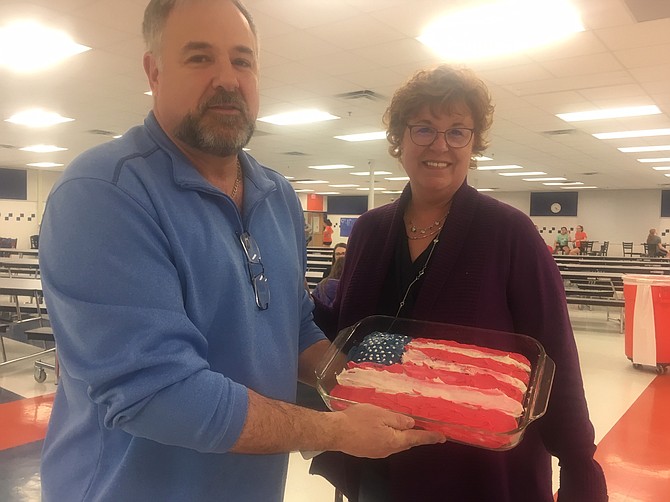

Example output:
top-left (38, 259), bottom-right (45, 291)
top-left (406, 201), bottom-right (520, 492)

top-left (174, 90), bottom-right (255, 157)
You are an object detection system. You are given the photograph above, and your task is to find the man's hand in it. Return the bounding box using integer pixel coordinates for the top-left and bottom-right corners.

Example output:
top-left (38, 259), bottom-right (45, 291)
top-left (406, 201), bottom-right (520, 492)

top-left (327, 403), bottom-right (446, 458)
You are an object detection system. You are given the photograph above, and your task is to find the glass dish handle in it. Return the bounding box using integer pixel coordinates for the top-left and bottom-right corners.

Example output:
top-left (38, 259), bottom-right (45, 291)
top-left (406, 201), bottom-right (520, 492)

top-left (527, 355), bottom-right (556, 423)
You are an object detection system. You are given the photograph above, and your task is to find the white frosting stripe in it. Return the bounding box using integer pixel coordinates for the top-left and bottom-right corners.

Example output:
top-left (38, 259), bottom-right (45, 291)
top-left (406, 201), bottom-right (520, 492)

top-left (402, 347), bottom-right (528, 393)
top-left (336, 366), bottom-right (524, 417)
top-left (409, 339), bottom-right (531, 373)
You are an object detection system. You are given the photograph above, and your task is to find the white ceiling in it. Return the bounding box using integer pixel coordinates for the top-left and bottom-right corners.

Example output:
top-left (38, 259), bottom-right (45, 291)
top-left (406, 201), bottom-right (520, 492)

top-left (2, 0), bottom-right (670, 196)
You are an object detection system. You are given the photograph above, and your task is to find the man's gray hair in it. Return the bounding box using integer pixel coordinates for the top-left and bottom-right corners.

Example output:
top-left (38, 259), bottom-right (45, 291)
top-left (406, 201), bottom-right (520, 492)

top-left (142, 0), bottom-right (257, 56)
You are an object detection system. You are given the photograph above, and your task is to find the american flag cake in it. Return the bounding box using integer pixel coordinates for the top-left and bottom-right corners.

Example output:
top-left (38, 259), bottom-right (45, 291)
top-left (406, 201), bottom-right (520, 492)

top-left (329, 331), bottom-right (533, 448)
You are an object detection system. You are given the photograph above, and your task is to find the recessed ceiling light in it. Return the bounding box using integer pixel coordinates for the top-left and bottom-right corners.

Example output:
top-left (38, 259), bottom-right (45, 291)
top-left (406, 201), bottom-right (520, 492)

top-left (334, 131), bottom-right (386, 142)
top-left (556, 105), bottom-right (661, 122)
top-left (652, 166), bottom-right (670, 171)
top-left (561, 186), bottom-right (597, 189)
top-left (350, 171), bottom-right (392, 176)
top-left (307, 164), bottom-right (353, 170)
top-left (144, 91), bottom-right (153, 96)
top-left (476, 164), bottom-right (523, 171)
top-left (543, 181), bottom-right (583, 186)
top-left (0, 21), bottom-right (91, 73)
top-left (284, 175), bottom-right (295, 180)
top-left (383, 190), bottom-right (403, 194)
top-left (593, 128), bottom-right (670, 140)
top-left (294, 189), bottom-right (314, 193)
top-left (476, 188), bottom-right (495, 192)
top-left (637, 157), bottom-right (670, 163)
top-left (329, 184), bottom-right (359, 188)
top-left (258, 109), bottom-right (339, 125)
top-left (356, 187), bottom-right (386, 191)
top-left (474, 155), bottom-right (493, 161)
top-left (113, 135), bottom-right (122, 139)
top-left (499, 171), bottom-right (546, 177)
top-left (27, 162), bottom-right (64, 168)
top-left (20, 144), bottom-right (67, 153)
top-left (522, 177), bottom-right (567, 181)
top-left (6, 109), bottom-right (74, 127)
top-left (619, 145), bottom-right (670, 153)
top-left (417, 0), bottom-right (583, 60)
top-left (384, 176), bottom-right (410, 181)
top-left (294, 180), bottom-right (329, 184)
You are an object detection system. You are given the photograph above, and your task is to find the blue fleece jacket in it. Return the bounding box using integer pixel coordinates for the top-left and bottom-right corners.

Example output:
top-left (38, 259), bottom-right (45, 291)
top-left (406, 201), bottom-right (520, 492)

top-left (39, 112), bottom-right (325, 501)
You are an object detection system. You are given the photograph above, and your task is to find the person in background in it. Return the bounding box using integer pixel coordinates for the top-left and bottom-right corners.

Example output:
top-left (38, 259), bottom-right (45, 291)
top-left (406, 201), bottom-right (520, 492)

top-left (570, 225), bottom-right (587, 255)
top-left (554, 226), bottom-right (571, 254)
top-left (647, 228), bottom-right (669, 257)
top-left (310, 64), bottom-right (607, 501)
top-left (305, 221), bottom-right (313, 246)
top-left (313, 256), bottom-right (345, 307)
top-left (322, 242), bottom-right (347, 279)
top-left (323, 218), bottom-right (334, 247)
top-left (36, 2), bottom-right (445, 501)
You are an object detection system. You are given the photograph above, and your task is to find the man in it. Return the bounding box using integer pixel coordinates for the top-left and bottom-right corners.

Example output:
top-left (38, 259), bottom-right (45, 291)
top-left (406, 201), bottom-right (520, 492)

top-left (38, 1), bottom-right (443, 501)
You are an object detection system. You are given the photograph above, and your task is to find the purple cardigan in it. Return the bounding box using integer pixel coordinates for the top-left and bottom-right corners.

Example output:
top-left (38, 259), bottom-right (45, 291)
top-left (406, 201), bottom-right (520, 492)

top-left (311, 182), bottom-right (607, 502)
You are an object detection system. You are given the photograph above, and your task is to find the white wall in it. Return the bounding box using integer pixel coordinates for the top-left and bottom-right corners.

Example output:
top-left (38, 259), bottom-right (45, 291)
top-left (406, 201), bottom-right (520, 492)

top-left (0, 170), bottom-right (62, 248)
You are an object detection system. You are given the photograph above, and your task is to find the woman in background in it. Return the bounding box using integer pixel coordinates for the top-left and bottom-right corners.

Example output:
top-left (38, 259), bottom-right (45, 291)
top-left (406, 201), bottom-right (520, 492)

top-left (312, 256), bottom-right (345, 307)
top-left (323, 219), bottom-right (334, 247)
top-left (647, 228), bottom-right (668, 257)
top-left (310, 64), bottom-right (606, 501)
top-left (570, 224), bottom-right (587, 255)
top-left (554, 226), bottom-right (571, 254)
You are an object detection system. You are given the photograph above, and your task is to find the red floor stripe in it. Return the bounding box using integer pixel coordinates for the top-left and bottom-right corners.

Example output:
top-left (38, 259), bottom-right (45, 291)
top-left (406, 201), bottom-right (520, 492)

top-left (594, 375), bottom-right (670, 500)
top-left (0, 393), bottom-right (54, 450)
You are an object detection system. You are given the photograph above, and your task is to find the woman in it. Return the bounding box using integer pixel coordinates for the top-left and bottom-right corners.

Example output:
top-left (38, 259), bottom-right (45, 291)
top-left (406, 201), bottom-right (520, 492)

top-left (323, 219), bottom-right (334, 247)
top-left (310, 65), bottom-right (606, 501)
top-left (570, 225), bottom-right (587, 255)
top-left (554, 226), bottom-right (571, 254)
top-left (647, 228), bottom-right (668, 257)
top-left (312, 256), bottom-right (345, 307)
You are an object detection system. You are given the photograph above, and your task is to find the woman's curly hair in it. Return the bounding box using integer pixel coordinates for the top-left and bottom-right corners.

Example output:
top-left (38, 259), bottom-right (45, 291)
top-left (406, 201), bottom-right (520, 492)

top-left (383, 65), bottom-right (494, 163)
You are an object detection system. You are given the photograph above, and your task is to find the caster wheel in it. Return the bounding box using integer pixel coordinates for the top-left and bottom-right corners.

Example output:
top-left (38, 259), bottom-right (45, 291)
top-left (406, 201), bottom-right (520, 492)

top-left (34, 367), bottom-right (47, 383)
top-left (658, 364), bottom-right (668, 375)
top-left (633, 363), bottom-right (642, 370)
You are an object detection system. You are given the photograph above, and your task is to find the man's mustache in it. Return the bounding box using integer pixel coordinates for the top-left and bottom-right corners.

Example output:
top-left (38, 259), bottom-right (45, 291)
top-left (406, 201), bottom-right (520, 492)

top-left (202, 90), bottom-right (248, 113)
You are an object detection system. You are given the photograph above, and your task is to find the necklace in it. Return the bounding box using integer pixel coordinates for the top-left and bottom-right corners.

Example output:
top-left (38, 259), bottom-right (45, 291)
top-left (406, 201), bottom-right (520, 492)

top-left (231, 159), bottom-right (242, 200)
top-left (395, 236), bottom-right (439, 317)
top-left (406, 212), bottom-right (449, 240)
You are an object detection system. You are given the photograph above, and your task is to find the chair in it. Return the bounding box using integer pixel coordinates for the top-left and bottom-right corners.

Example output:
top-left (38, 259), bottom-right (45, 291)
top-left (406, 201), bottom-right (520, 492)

top-left (643, 243), bottom-right (651, 256)
top-left (30, 234), bottom-right (39, 249)
top-left (579, 241), bottom-right (594, 254)
top-left (622, 242), bottom-right (634, 257)
top-left (0, 237), bottom-right (17, 257)
top-left (591, 241), bottom-right (609, 256)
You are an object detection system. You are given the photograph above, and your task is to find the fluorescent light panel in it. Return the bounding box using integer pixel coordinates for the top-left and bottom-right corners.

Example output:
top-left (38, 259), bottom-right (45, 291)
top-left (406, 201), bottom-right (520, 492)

top-left (417, 0), bottom-right (583, 60)
top-left (316, 192), bottom-right (340, 195)
top-left (307, 164), bottom-right (353, 170)
top-left (356, 187), bottom-right (386, 191)
top-left (557, 105), bottom-right (661, 122)
top-left (6, 109), bottom-right (74, 127)
top-left (258, 109), bottom-right (339, 125)
top-left (329, 184), bottom-right (359, 188)
top-left (27, 162), bottom-right (63, 168)
top-left (619, 145), bottom-right (670, 153)
top-left (476, 164), bottom-right (523, 171)
top-left (350, 171), bottom-right (392, 176)
top-left (638, 158), bottom-right (670, 163)
top-left (334, 131), bottom-right (386, 142)
top-left (593, 128), bottom-right (670, 140)
top-left (652, 166), bottom-right (670, 171)
top-left (294, 180), bottom-right (328, 184)
top-left (383, 190), bottom-right (403, 194)
top-left (499, 171), bottom-right (546, 177)
top-left (561, 186), bottom-right (597, 189)
top-left (522, 177), bottom-right (566, 181)
top-left (474, 155), bottom-right (493, 161)
top-left (20, 144), bottom-right (67, 153)
top-left (384, 176), bottom-right (410, 181)
top-left (0, 21), bottom-right (91, 73)
top-left (294, 189), bottom-right (314, 192)
top-left (543, 181), bottom-right (583, 186)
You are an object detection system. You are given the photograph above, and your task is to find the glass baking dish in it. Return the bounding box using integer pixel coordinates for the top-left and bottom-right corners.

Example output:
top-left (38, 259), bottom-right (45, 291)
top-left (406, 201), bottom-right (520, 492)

top-left (315, 315), bottom-right (555, 451)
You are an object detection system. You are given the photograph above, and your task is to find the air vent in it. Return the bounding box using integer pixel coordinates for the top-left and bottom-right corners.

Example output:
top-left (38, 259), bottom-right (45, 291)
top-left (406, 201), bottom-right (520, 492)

top-left (334, 90), bottom-right (385, 101)
top-left (0, 144), bottom-right (15, 149)
top-left (87, 129), bottom-right (116, 136)
top-left (580, 172), bottom-right (599, 176)
top-left (282, 151), bottom-right (307, 156)
top-left (542, 129), bottom-right (577, 136)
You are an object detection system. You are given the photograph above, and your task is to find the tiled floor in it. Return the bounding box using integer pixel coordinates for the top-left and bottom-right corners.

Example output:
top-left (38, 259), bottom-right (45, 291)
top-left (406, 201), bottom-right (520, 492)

top-left (1, 306), bottom-right (668, 501)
